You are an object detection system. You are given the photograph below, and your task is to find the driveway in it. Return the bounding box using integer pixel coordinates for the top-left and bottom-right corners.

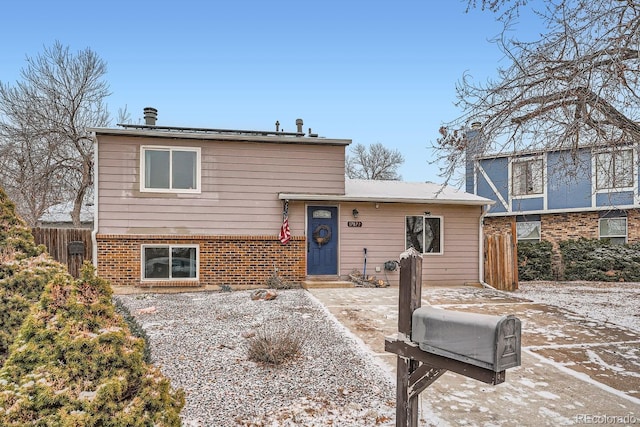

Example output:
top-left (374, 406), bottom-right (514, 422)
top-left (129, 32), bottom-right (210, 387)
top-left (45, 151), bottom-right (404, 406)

top-left (308, 284), bottom-right (640, 426)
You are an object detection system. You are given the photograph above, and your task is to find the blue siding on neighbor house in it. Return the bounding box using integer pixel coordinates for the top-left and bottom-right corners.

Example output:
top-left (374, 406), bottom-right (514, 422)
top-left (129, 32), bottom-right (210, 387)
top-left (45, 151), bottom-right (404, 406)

top-left (596, 191), bottom-right (634, 207)
top-left (478, 173), bottom-right (507, 213)
top-left (465, 159), bottom-right (475, 194)
top-left (474, 145), bottom-right (640, 215)
top-left (512, 197), bottom-right (544, 211)
top-left (547, 150), bottom-right (593, 210)
top-left (478, 157), bottom-right (509, 212)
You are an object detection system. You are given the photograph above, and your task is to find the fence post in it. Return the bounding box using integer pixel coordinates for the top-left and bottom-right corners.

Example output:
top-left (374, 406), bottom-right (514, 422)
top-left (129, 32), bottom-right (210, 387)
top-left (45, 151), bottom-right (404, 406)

top-left (396, 247), bottom-right (423, 427)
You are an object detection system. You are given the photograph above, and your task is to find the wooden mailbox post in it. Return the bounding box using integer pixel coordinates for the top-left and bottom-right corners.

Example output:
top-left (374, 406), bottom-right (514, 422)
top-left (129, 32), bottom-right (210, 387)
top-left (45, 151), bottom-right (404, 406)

top-left (385, 248), bottom-right (521, 426)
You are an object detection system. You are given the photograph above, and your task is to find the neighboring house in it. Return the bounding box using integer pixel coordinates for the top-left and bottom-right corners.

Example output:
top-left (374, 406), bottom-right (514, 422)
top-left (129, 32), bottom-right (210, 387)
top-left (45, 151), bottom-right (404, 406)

top-left (38, 201), bottom-right (94, 228)
top-left (466, 126), bottom-right (640, 268)
top-left (90, 109), bottom-right (493, 289)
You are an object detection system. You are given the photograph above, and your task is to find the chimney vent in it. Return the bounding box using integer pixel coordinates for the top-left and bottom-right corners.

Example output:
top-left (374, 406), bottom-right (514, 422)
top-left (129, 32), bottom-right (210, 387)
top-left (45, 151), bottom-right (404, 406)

top-left (144, 107), bottom-right (158, 126)
top-left (295, 118), bottom-right (303, 134)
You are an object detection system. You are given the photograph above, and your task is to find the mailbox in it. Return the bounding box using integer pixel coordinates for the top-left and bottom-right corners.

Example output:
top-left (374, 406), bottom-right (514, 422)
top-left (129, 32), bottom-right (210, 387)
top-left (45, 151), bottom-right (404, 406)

top-left (412, 306), bottom-right (521, 372)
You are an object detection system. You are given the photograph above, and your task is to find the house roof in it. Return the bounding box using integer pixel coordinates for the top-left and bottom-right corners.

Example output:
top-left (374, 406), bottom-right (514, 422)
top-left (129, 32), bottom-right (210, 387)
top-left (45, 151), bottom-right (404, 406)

top-left (280, 179), bottom-right (494, 206)
top-left (89, 126), bottom-right (351, 146)
top-left (39, 201), bottom-right (94, 224)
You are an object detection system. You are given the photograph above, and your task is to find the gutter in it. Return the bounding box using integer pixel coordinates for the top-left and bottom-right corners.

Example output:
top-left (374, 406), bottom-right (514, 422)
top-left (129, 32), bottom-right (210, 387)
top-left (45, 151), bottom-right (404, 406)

top-left (91, 132), bottom-right (99, 268)
top-left (278, 193), bottom-right (492, 206)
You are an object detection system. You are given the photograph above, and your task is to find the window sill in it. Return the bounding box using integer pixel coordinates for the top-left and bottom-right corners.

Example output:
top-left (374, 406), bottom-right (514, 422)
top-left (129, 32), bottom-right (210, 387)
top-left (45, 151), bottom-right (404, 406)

top-left (511, 193), bottom-right (544, 199)
top-left (139, 280), bottom-right (200, 287)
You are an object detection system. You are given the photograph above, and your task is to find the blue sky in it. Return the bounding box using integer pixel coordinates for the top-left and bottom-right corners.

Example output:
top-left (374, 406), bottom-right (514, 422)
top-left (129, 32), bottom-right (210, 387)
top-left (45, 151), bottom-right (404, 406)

top-left (1, 1), bottom-right (542, 184)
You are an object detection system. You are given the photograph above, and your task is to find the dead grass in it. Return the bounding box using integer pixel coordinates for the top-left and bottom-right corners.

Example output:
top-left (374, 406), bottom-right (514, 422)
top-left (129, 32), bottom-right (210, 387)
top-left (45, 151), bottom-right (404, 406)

top-left (246, 325), bottom-right (305, 365)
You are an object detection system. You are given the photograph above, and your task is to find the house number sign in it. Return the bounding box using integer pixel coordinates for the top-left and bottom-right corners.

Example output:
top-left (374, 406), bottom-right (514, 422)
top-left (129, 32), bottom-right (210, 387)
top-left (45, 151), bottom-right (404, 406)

top-left (347, 221), bottom-right (363, 227)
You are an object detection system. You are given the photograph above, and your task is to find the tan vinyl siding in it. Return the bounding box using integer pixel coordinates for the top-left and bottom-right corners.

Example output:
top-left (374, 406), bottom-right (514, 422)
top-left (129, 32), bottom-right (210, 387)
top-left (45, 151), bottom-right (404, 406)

top-left (97, 135), bottom-right (345, 235)
top-left (338, 203), bottom-right (482, 286)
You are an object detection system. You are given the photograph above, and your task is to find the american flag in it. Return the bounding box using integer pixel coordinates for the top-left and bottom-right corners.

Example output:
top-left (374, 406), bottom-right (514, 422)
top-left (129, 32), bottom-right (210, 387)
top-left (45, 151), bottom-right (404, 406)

top-left (279, 215), bottom-right (291, 244)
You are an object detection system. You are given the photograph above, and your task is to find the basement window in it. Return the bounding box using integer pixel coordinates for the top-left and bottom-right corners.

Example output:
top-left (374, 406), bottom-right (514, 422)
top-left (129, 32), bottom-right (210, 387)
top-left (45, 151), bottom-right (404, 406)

top-left (405, 216), bottom-right (443, 254)
top-left (599, 217), bottom-right (627, 245)
top-left (142, 245), bottom-right (199, 280)
top-left (516, 215), bottom-right (541, 242)
top-left (516, 222), bottom-right (541, 242)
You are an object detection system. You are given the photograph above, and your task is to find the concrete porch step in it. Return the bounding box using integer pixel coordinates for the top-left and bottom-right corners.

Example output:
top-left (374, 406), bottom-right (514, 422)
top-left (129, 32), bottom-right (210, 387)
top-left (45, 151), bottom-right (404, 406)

top-left (302, 280), bottom-right (355, 289)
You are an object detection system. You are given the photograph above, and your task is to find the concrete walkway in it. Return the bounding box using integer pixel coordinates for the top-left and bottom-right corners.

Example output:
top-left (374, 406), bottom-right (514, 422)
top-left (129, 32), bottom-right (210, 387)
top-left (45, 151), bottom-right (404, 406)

top-left (309, 286), bottom-right (640, 426)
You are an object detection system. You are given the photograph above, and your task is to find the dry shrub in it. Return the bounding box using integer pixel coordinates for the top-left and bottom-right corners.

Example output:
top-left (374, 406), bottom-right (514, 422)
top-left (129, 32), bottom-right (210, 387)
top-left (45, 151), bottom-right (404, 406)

top-left (247, 325), bottom-right (305, 365)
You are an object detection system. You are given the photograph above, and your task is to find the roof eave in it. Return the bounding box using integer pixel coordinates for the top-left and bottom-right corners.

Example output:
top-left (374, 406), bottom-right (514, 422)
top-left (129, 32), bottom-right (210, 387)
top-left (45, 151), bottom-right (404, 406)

top-left (88, 127), bottom-right (351, 146)
top-left (278, 193), bottom-right (494, 206)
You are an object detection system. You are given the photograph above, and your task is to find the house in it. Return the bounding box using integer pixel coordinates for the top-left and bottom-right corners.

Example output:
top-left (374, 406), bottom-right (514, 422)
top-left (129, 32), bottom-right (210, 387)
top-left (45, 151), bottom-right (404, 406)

top-left (90, 108), bottom-right (493, 289)
top-left (37, 201), bottom-right (94, 228)
top-left (465, 124), bottom-right (640, 269)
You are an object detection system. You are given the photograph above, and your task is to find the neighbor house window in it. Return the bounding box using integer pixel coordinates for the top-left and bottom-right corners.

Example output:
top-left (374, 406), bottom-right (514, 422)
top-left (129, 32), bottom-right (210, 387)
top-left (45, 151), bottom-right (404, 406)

top-left (599, 217), bottom-right (627, 245)
top-left (595, 149), bottom-right (633, 190)
top-left (141, 146), bottom-right (201, 192)
top-left (406, 216), bottom-right (442, 254)
top-left (512, 158), bottom-right (544, 196)
top-left (142, 245), bottom-right (198, 280)
top-left (516, 221), bottom-right (541, 242)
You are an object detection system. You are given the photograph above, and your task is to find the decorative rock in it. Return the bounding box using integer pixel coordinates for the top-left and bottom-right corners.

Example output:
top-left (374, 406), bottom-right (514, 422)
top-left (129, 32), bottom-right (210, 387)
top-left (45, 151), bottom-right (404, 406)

top-left (137, 306), bottom-right (157, 314)
top-left (250, 289), bottom-right (278, 301)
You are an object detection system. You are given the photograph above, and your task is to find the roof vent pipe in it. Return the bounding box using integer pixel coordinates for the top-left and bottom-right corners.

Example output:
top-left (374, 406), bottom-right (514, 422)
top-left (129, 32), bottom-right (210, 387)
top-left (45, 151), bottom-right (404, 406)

top-left (296, 118), bottom-right (303, 134)
top-left (144, 107), bottom-right (158, 126)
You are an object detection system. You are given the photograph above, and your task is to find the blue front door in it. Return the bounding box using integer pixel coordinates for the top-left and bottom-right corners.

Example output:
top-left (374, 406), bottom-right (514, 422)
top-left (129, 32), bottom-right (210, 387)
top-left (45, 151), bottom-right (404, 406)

top-left (307, 206), bottom-right (338, 275)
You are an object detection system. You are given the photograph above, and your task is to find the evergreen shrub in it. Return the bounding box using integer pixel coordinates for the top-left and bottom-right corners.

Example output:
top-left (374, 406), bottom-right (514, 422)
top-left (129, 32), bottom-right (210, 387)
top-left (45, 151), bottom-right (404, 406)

top-left (560, 238), bottom-right (640, 281)
top-left (0, 264), bottom-right (185, 426)
top-left (517, 241), bottom-right (554, 281)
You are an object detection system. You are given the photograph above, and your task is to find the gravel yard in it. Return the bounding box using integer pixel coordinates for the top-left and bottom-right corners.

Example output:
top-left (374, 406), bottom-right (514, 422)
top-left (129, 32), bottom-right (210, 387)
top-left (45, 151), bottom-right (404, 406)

top-left (115, 289), bottom-right (396, 426)
top-left (115, 281), bottom-right (640, 426)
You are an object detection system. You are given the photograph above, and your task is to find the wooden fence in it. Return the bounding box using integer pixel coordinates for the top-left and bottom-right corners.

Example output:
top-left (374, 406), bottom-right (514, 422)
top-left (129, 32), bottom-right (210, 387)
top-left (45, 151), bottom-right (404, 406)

top-left (31, 227), bottom-right (93, 278)
top-left (484, 227), bottom-right (518, 291)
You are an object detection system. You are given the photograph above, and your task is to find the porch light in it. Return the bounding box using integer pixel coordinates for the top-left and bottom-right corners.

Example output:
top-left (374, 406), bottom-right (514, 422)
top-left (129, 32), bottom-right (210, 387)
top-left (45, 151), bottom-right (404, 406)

top-left (352, 209), bottom-right (359, 218)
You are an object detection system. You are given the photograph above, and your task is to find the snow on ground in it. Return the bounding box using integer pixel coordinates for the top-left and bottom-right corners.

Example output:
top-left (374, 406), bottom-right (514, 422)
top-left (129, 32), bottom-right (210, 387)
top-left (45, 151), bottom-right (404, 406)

top-left (116, 290), bottom-right (396, 426)
top-left (115, 282), bottom-right (640, 426)
top-left (515, 281), bottom-right (640, 333)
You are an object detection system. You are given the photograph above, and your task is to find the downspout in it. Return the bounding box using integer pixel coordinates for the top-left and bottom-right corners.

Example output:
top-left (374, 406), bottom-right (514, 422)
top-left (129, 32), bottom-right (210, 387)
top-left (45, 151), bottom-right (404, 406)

top-left (91, 132), bottom-right (99, 268)
top-left (478, 204), bottom-right (495, 289)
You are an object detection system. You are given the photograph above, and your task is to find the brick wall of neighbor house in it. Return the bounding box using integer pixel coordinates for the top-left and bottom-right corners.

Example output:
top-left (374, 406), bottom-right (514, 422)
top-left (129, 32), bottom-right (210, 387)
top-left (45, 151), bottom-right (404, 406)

top-left (97, 235), bottom-right (306, 288)
top-left (627, 209), bottom-right (640, 242)
top-left (485, 210), bottom-right (640, 248)
top-left (483, 216), bottom-right (514, 236)
top-left (485, 210), bottom-right (640, 279)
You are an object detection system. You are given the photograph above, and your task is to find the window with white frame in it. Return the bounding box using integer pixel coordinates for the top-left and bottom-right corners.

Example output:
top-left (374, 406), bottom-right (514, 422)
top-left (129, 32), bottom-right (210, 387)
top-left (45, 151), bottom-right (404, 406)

top-left (142, 245), bottom-right (198, 280)
top-left (599, 217), bottom-right (627, 245)
top-left (516, 221), bottom-right (541, 242)
top-left (141, 146), bottom-right (201, 192)
top-left (405, 216), bottom-right (442, 254)
top-left (512, 158), bottom-right (544, 196)
top-left (595, 149), bottom-right (633, 190)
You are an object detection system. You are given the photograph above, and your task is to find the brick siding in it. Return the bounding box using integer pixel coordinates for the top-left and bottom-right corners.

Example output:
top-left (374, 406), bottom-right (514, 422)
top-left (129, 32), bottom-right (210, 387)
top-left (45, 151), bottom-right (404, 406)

top-left (97, 234), bottom-right (306, 288)
top-left (484, 209), bottom-right (640, 277)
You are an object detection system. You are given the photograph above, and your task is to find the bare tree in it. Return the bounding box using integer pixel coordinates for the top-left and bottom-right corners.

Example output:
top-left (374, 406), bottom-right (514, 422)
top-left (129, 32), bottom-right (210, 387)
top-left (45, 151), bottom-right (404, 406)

top-left (346, 143), bottom-right (405, 180)
top-left (436, 1), bottom-right (640, 183)
top-left (0, 130), bottom-right (68, 225)
top-left (0, 42), bottom-right (110, 226)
